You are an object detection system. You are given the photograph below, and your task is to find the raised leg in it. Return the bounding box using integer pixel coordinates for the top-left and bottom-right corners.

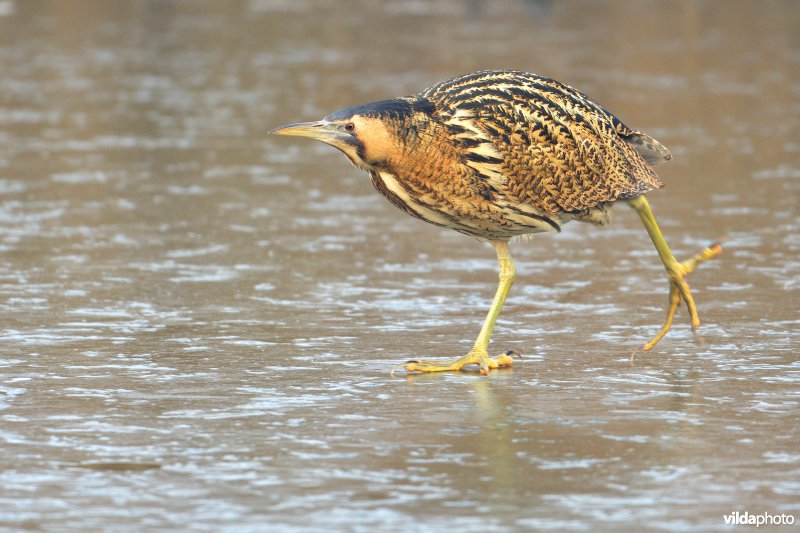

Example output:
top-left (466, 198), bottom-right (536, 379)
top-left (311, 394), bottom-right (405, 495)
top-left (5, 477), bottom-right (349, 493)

top-left (401, 240), bottom-right (519, 374)
top-left (627, 195), bottom-right (722, 351)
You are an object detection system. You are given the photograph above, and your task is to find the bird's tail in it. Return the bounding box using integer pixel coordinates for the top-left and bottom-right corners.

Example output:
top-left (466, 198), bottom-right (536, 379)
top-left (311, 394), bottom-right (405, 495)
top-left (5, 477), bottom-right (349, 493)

top-left (624, 132), bottom-right (672, 166)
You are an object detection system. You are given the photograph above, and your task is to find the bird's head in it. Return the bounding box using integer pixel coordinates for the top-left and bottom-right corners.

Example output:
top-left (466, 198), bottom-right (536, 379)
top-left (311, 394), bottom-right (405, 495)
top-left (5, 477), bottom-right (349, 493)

top-left (270, 98), bottom-right (433, 171)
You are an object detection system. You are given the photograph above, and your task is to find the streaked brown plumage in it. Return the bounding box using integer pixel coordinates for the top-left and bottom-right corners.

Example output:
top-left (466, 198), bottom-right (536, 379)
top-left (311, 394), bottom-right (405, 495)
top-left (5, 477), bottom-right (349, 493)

top-left (272, 70), bottom-right (721, 374)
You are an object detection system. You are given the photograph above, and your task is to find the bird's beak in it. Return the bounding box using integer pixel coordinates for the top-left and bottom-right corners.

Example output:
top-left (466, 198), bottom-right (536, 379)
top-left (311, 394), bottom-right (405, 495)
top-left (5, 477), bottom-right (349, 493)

top-left (269, 120), bottom-right (337, 142)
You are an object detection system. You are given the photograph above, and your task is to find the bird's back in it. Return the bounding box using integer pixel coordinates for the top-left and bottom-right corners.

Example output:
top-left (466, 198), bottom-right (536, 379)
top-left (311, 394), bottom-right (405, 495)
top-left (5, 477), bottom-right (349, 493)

top-left (418, 70), bottom-right (670, 220)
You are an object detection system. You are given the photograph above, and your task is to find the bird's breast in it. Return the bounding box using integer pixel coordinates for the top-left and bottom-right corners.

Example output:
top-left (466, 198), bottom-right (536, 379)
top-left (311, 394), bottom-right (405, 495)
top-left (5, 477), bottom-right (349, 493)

top-left (371, 170), bottom-right (453, 228)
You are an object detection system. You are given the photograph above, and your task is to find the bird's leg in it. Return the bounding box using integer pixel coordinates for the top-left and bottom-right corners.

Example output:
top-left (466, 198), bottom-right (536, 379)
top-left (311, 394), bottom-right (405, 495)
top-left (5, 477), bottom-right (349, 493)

top-left (627, 195), bottom-right (722, 351)
top-left (401, 241), bottom-right (518, 374)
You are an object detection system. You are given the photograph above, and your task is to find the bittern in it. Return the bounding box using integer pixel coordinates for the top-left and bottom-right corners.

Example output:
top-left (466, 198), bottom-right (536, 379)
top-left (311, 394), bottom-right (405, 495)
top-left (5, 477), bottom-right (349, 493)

top-left (272, 70), bottom-right (721, 374)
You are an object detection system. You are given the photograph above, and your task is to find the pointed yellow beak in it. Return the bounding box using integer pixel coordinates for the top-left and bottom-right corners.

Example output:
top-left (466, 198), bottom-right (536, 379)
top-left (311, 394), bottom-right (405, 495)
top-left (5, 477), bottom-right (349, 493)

top-left (269, 120), bottom-right (337, 141)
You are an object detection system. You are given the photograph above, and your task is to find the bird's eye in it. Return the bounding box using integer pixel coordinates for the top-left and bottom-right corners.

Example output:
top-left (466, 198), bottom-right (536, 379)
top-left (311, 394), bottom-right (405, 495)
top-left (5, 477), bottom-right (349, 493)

top-left (345, 123), bottom-right (355, 132)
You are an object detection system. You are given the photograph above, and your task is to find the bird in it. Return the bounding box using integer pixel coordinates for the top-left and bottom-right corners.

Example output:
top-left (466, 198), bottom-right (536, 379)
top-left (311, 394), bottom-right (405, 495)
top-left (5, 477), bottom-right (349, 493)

top-left (271, 70), bottom-right (721, 374)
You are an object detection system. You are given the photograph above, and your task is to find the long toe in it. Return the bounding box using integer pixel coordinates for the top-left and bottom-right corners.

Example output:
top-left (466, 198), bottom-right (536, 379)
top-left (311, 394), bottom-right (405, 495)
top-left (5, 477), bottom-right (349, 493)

top-left (400, 350), bottom-right (518, 374)
top-left (641, 281), bottom-right (682, 351)
top-left (401, 359), bottom-right (460, 373)
top-left (644, 243), bottom-right (721, 351)
top-left (487, 350), bottom-right (518, 369)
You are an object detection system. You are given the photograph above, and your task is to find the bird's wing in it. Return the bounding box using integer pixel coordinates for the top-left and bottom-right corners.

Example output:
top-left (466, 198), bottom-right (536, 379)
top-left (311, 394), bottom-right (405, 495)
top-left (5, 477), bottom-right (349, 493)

top-left (423, 71), bottom-right (666, 215)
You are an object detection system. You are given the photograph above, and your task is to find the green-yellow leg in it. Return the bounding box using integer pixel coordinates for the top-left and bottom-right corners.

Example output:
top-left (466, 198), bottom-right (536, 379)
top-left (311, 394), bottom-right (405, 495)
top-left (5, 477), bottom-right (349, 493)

top-left (628, 195), bottom-right (722, 351)
top-left (402, 240), bottom-right (519, 375)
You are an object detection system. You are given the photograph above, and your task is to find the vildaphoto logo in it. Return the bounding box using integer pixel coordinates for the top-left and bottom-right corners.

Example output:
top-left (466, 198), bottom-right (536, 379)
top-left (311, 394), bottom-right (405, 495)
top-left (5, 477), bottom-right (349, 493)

top-left (723, 511), bottom-right (795, 527)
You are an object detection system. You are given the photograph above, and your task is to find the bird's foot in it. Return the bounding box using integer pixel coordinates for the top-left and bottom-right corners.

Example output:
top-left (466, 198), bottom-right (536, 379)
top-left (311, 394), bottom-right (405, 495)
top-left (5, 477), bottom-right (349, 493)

top-left (395, 349), bottom-right (520, 375)
top-left (639, 241), bottom-right (723, 352)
